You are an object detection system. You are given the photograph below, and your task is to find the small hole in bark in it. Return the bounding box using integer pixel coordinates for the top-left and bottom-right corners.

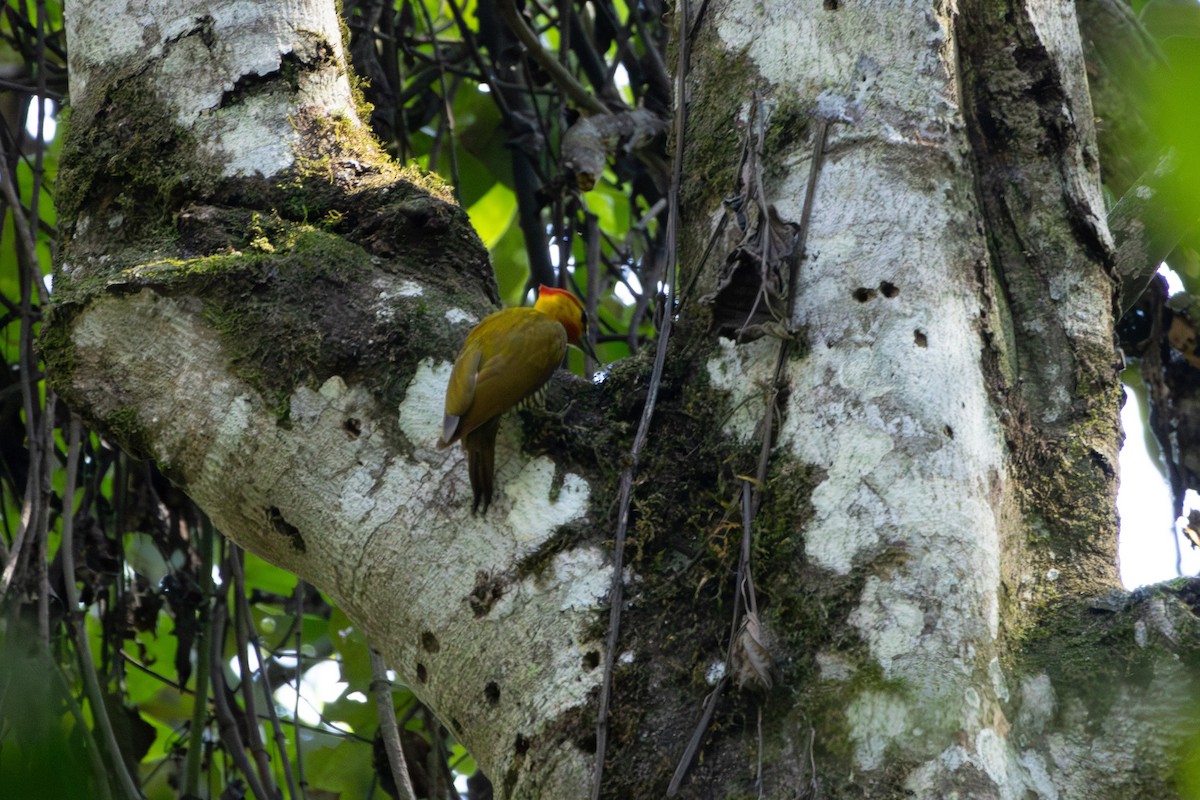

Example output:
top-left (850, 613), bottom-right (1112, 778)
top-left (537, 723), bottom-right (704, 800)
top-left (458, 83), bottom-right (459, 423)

top-left (420, 631), bottom-right (440, 652)
top-left (880, 281), bottom-right (899, 298)
top-left (467, 570), bottom-right (505, 618)
top-left (824, 0), bottom-right (839, 8)
top-left (416, 663), bottom-right (427, 683)
top-left (485, 681), bottom-right (501, 706)
top-left (266, 507), bottom-right (305, 553)
top-left (914, 329), bottom-right (928, 347)
top-left (852, 287), bottom-right (876, 302)
top-left (515, 733), bottom-right (531, 755)
top-left (451, 718), bottom-right (463, 734)
top-left (944, 425), bottom-right (954, 439)
top-left (576, 733), bottom-right (598, 753)
top-left (343, 417), bottom-right (362, 437)
top-left (582, 651), bottom-right (600, 671)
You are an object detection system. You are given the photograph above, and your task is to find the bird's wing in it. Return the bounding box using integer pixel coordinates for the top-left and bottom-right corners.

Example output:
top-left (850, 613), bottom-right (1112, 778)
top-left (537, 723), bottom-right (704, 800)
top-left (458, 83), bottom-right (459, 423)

top-left (454, 312), bottom-right (567, 440)
top-left (439, 347), bottom-right (482, 447)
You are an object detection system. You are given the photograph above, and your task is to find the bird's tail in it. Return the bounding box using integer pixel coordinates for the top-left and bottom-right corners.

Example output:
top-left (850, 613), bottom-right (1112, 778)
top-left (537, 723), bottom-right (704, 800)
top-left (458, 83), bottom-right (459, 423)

top-left (464, 417), bottom-right (501, 514)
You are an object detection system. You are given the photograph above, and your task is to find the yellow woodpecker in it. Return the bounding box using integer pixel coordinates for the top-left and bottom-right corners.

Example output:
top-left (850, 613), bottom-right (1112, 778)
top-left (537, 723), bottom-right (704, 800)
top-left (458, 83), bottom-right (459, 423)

top-left (438, 285), bottom-right (588, 513)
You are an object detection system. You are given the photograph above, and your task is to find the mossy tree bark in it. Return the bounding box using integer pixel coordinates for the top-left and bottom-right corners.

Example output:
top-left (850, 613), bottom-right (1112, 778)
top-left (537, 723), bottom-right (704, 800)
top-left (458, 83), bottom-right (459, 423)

top-left (45, 0), bottom-right (1200, 798)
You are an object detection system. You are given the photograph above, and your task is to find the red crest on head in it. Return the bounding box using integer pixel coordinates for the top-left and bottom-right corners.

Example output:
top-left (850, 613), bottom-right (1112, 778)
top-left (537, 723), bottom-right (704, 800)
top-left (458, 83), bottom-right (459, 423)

top-left (537, 285), bottom-right (582, 307)
top-left (535, 285), bottom-right (585, 343)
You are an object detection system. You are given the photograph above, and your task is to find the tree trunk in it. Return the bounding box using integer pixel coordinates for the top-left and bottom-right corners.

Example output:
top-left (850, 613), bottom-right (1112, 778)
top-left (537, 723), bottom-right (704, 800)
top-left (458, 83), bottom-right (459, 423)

top-left (46, 0), bottom-right (1200, 798)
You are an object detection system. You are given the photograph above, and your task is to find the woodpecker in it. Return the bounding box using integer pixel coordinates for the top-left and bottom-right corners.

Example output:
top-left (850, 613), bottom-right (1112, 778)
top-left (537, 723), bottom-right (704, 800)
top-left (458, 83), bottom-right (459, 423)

top-left (438, 285), bottom-right (588, 512)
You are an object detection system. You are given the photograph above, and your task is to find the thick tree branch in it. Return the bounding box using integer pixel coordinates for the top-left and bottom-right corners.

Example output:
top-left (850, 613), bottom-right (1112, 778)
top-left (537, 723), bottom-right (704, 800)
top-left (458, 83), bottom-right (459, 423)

top-left (47, 2), bottom-right (607, 795)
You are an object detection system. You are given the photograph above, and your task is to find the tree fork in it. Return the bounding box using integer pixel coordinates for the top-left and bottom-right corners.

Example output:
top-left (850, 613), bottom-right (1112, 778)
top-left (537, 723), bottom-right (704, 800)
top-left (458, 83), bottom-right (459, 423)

top-left (43, 0), bottom-right (1200, 798)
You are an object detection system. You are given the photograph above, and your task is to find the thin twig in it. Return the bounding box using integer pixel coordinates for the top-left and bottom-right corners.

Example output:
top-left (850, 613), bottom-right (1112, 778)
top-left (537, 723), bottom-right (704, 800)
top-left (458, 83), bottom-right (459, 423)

top-left (123, 644), bottom-right (359, 732)
top-left (0, 127), bottom-right (46, 603)
top-left (668, 671), bottom-right (729, 791)
top-left (558, 0), bottom-right (571, 72)
top-left (496, 0), bottom-right (611, 115)
top-left (28, 0), bottom-right (49, 304)
top-left (756, 704), bottom-right (764, 797)
top-left (184, 517), bottom-right (214, 798)
top-left (35, 489), bottom-right (49, 643)
top-left (290, 578), bottom-right (309, 796)
top-left (786, 119), bottom-right (828, 320)
top-left (677, 127), bottom-right (749, 315)
top-left (209, 594), bottom-right (272, 800)
top-left (369, 648), bottom-right (418, 800)
top-left (232, 545), bottom-right (298, 799)
top-left (585, 210), bottom-right (601, 378)
top-left (591, 1), bottom-right (690, 797)
top-left (802, 726), bottom-right (818, 798)
top-left (293, 581), bottom-right (309, 797)
top-left (424, 707), bottom-right (454, 800)
top-left (0, 112), bottom-right (49, 306)
top-left (415, 0), bottom-right (462, 199)
top-left (444, 0), bottom-right (509, 113)
top-left (229, 547), bottom-right (279, 799)
top-left (61, 417), bottom-right (146, 800)
top-left (31, 299), bottom-right (59, 646)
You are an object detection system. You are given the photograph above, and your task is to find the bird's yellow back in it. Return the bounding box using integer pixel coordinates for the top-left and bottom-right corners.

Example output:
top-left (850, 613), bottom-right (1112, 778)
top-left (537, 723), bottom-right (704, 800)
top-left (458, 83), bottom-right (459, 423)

top-left (440, 307), bottom-right (567, 446)
top-left (438, 285), bottom-right (586, 512)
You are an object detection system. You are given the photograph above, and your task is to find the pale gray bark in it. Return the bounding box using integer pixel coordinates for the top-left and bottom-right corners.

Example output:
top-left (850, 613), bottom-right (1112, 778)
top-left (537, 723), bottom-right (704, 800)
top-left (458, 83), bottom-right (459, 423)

top-left (693, 1), bottom-right (1187, 797)
top-left (56, 1), bottom-right (600, 797)
top-left (48, 0), bottom-right (1200, 798)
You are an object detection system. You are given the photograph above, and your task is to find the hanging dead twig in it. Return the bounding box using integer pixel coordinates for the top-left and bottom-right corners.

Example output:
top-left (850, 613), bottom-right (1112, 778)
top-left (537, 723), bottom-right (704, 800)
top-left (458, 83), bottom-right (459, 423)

top-left (667, 107), bottom-right (829, 797)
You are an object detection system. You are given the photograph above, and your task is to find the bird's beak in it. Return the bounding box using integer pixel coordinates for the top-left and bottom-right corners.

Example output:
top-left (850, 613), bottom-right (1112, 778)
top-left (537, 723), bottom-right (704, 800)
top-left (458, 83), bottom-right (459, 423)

top-left (577, 334), bottom-right (601, 365)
